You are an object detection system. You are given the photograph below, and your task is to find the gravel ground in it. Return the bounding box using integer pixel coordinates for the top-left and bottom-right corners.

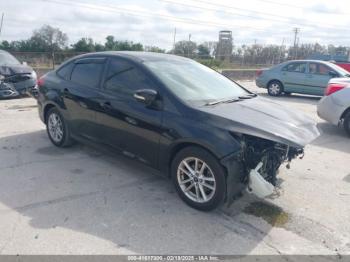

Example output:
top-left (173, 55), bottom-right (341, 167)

top-left (0, 81), bottom-right (349, 256)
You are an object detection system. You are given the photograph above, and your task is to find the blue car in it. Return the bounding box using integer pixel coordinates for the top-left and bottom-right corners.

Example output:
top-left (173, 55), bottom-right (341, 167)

top-left (256, 60), bottom-right (350, 96)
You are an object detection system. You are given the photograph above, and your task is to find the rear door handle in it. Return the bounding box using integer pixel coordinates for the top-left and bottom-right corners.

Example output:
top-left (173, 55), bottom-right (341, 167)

top-left (101, 101), bottom-right (112, 110)
top-left (63, 88), bottom-right (70, 97)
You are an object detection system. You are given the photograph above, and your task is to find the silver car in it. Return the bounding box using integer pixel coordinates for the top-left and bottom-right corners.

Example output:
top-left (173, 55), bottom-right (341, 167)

top-left (317, 78), bottom-right (350, 137)
top-left (256, 60), bottom-right (350, 96)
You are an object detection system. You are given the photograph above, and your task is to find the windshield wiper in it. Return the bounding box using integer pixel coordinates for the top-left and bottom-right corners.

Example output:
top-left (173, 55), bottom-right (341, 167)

top-left (205, 97), bottom-right (241, 106)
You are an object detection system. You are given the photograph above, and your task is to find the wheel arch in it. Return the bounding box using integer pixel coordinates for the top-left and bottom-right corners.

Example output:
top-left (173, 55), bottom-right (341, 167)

top-left (43, 103), bottom-right (57, 123)
top-left (340, 107), bottom-right (350, 120)
top-left (166, 141), bottom-right (223, 177)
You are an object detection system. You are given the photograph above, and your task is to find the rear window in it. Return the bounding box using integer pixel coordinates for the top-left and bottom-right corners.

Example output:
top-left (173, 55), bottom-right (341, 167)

top-left (71, 63), bottom-right (104, 89)
top-left (57, 62), bottom-right (74, 80)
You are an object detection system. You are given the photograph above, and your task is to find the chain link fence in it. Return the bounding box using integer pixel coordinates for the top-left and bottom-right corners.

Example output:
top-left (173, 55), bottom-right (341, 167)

top-left (10, 51), bottom-right (276, 79)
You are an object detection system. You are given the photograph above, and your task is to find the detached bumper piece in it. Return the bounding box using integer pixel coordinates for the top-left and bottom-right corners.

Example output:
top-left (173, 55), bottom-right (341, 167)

top-left (247, 162), bottom-right (275, 198)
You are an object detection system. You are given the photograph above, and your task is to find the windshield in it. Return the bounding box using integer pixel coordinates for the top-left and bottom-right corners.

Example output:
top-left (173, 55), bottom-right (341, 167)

top-left (0, 52), bottom-right (21, 66)
top-left (144, 59), bottom-right (248, 103)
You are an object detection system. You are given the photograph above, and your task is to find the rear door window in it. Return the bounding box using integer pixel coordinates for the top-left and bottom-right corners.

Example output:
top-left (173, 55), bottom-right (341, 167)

top-left (57, 62), bottom-right (74, 80)
top-left (71, 61), bottom-right (105, 89)
top-left (282, 62), bottom-right (306, 73)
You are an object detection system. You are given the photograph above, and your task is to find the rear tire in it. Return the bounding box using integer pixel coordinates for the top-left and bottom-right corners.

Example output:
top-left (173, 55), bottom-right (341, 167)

top-left (267, 80), bottom-right (283, 96)
top-left (171, 146), bottom-right (226, 211)
top-left (46, 107), bottom-right (74, 147)
top-left (344, 112), bottom-right (350, 137)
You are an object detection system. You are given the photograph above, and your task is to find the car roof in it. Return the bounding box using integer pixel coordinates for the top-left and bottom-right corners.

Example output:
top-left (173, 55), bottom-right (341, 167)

top-left (282, 59), bottom-right (336, 65)
top-left (73, 51), bottom-right (191, 63)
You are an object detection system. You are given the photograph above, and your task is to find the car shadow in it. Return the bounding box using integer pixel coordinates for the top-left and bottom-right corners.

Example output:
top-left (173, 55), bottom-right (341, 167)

top-left (257, 93), bottom-right (321, 106)
top-left (311, 122), bottom-right (350, 154)
top-left (0, 130), bottom-right (280, 254)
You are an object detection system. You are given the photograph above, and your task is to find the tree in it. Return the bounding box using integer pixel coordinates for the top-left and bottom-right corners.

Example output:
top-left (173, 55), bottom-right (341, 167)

top-left (173, 40), bottom-right (197, 57)
top-left (105, 35), bottom-right (115, 50)
top-left (72, 38), bottom-right (95, 52)
top-left (144, 46), bottom-right (165, 53)
top-left (197, 44), bottom-right (210, 58)
top-left (30, 25), bottom-right (68, 52)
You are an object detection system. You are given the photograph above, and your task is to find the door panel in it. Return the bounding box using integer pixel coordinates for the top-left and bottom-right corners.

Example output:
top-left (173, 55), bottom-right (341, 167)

top-left (62, 58), bottom-right (106, 140)
top-left (280, 62), bottom-right (307, 93)
top-left (95, 58), bottom-right (163, 167)
top-left (305, 63), bottom-right (333, 96)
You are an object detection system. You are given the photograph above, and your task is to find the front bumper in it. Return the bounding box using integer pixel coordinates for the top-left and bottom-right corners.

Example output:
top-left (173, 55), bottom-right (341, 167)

top-left (0, 82), bottom-right (19, 98)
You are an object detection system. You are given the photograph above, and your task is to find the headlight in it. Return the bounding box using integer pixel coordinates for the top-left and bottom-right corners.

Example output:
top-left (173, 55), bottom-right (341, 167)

top-left (31, 71), bottom-right (37, 80)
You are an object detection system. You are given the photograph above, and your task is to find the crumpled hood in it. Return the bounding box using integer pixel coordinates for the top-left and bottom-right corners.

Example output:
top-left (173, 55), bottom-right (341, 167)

top-left (0, 65), bottom-right (33, 76)
top-left (198, 97), bottom-right (320, 147)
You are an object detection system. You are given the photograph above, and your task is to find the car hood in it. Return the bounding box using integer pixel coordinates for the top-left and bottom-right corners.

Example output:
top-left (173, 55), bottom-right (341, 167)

top-left (0, 65), bottom-right (33, 76)
top-left (198, 97), bottom-right (320, 148)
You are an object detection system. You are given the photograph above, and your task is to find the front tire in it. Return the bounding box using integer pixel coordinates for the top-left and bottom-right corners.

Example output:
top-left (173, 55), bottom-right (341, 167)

top-left (267, 80), bottom-right (283, 96)
top-left (344, 112), bottom-right (350, 137)
top-left (171, 146), bottom-right (226, 211)
top-left (46, 107), bottom-right (73, 147)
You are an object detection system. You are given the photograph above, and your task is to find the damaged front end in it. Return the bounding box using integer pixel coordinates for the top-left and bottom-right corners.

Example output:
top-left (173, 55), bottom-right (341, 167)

top-left (223, 134), bottom-right (304, 202)
top-left (241, 134), bottom-right (303, 198)
top-left (0, 75), bottom-right (19, 98)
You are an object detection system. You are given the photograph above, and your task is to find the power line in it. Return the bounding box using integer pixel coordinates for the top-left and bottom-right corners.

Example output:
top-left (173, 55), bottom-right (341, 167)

top-left (39, 0), bottom-right (270, 32)
top-left (258, 0), bottom-right (350, 16)
top-left (183, 0), bottom-right (350, 31)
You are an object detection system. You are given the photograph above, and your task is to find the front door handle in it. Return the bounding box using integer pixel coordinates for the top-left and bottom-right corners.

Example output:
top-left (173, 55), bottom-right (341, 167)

top-left (101, 101), bottom-right (112, 110)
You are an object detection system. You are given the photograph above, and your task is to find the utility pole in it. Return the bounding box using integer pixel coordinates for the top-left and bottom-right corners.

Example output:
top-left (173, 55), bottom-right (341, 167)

top-left (293, 27), bottom-right (300, 59)
top-left (188, 33), bottom-right (191, 58)
top-left (0, 13), bottom-right (4, 39)
top-left (172, 27), bottom-right (176, 54)
top-left (278, 38), bottom-right (285, 63)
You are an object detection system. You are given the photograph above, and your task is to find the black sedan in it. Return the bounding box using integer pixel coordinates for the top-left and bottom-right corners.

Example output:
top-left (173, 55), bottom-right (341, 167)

top-left (0, 50), bottom-right (37, 98)
top-left (37, 52), bottom-right (319, 211)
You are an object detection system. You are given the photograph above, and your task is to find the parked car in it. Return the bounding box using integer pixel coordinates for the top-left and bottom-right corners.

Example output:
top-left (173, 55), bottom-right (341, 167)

top-left (0, 50), bottom-right (37, 98)
top-left (37, 52), bottom-right (319, 211)
top-left (256, 60), bottom-right (350, 96)
top-left (317, 78), bottom-right (350, 137)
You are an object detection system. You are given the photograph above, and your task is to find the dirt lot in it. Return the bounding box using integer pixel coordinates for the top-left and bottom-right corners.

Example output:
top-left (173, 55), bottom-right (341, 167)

top-left (0, 81), bottom-right (349, 255)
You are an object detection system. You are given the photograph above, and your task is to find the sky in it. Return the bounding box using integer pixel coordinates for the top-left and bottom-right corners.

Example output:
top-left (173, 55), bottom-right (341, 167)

top-left (0, 0), bottom-right (350, 50)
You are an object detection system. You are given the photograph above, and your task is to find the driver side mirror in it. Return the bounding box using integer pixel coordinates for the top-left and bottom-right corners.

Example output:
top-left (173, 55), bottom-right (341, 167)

top-left (133, 89), bottom-right (159, 107)
top-left (329, 71), bottom-right (338, 78)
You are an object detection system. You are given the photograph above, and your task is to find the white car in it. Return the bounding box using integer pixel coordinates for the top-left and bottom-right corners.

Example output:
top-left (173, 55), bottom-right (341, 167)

top-left (317, 78), bottom-right (350, 137)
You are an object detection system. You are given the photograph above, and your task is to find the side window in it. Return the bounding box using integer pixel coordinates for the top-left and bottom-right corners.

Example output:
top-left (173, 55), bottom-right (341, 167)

top-left (309, 63), bottom-right (333, 75)
top-left (282, 62), bottom-right (306, 73)
top-left (104, 59), bottom-right (155, 97)
top-left (71, 62), bottom-right (104, 89)
top-left (57, 62), bottom-right (74, 80)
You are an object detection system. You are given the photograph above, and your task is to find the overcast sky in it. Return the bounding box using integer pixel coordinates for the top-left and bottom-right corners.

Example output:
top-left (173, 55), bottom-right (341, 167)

top-left (1, 0), bottom-right (350, 50)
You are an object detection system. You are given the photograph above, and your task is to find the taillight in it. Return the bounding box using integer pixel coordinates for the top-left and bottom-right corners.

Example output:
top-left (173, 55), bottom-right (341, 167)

top-left (256, 70), bottom-right (263, 77)
top-left (324, 83), bottom-right (346, 96)
top-left (37, 77), bottom-right (45, 88)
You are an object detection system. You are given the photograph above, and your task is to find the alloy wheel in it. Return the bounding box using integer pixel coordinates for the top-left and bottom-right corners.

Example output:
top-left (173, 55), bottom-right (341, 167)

top-left (177, 157), bottom-right (216, 203)
top-left (48, 113), bottom-right (64, 143)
